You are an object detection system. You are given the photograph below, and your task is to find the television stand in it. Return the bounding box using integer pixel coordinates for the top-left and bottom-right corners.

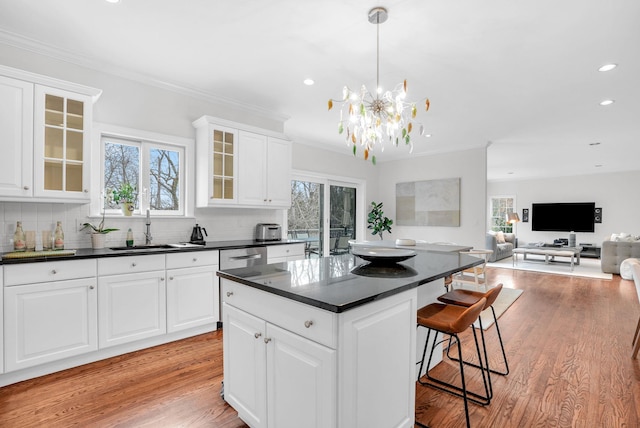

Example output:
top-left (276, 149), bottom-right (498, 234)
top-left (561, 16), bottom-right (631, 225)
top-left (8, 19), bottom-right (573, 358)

top-left (579, 244), bottom-right (601, 259)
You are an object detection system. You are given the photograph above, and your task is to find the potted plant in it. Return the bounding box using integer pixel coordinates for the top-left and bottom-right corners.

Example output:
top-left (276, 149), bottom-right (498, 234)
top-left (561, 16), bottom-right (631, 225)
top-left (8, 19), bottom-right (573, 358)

top-left (111, 183), bottom-right (137, 216)
top-left (367, 201), bottom-right (393, 240)
top-left (80, 209), bottom-right (119, 249)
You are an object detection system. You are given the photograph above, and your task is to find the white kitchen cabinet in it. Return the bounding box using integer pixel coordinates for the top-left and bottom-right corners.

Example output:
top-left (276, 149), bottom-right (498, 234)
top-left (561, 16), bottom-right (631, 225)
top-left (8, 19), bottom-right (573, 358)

top-left (267, 243), bottom-right (306, 264)
top-left (4, 260), bottom-right (98, 372)
top-left (193, 117), bottom-right (239, 207)
top-left (0, 65), bottom-right (101, 202)
top-left (0, 267), bottom-right (3, 374)
top-left (223, 302), bottom-right (336, 428)
top-left (98, 269), bottom-right (166, 349)
top-left (193, 115), bottom-right (291, 209)
top-left (33, 85), bottom-right (94, 200)
top-left (0, 75), bottom-right (33, 198)
top-left (221, 277), bottom-right (417, 428)
top-left (238, 132), bottom-right (292, 208)
top-left (166, 251), bottom-right (219, 333)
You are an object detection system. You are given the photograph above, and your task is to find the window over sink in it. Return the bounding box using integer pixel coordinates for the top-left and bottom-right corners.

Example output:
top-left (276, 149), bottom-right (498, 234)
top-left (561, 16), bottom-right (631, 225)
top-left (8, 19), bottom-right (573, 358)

top-left (91, 124), bottom-right (193, 217)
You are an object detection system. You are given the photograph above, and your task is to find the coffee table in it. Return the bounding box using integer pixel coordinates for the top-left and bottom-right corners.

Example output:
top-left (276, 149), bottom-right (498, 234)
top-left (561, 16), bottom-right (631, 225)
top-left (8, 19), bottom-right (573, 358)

top-left (512, 245), bottom-right (582, 271)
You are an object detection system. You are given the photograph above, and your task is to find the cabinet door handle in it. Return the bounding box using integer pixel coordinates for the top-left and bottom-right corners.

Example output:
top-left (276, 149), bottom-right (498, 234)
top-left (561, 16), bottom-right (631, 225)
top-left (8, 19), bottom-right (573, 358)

top-left (83, 189), bottom-right (89, 193)
top-left (254, 332), bottom-right (262, 339)
top-left (89, 285), bottom-right (95, 290)
top-left (131, 262), bottom-right (137, 267)
top-left (169, 276), bottom-right (174, 280)
top-left (51, 269), bottom-right (57, 275)
top-left (264, 338), bottom-right (272, 344)
top-left (192, 258), bottom-right (197, 262)
top-left (23, 186), bottom-right (30, 190)
top-left (304, 320), bottom-right (314, 328)
top-left (160, 277), bottom-right (165, 281)
top-left (226, 291), bottom-right (233, 297)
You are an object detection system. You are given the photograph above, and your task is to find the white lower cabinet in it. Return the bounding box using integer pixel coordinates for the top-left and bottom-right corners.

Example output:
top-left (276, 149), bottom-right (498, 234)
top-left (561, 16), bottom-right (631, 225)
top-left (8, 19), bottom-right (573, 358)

top-left (266, 243), bottom-right (306, 264)
top-left (167, 265), bottom-right (218, 333)
top-left (98, 271), bottom-right (166, 348)
top-left (223, 303), bottom-right (336, 428)
top-left (4, 277), bottom-right (98, 372)
top-left (222, 278), bottom-right (417, 428)
top-left (0, 267), bottom-right (3, 374)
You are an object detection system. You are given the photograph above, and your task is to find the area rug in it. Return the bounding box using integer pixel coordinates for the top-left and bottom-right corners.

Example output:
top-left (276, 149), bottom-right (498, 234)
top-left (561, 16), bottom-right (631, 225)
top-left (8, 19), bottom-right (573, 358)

top-left (452, 284), bottom-right (523, 330)
top-left (487, 255), bottom-right (612, 280)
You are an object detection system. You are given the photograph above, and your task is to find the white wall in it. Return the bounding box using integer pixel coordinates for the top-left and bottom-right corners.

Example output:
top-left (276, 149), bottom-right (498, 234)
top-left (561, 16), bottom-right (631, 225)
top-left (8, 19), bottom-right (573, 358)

top-left (488, 170), bottom-right (640, 246)
top-left (376, 147), bottom-right (488, 251)
top-left (0, 44), bottom-right (488, 252)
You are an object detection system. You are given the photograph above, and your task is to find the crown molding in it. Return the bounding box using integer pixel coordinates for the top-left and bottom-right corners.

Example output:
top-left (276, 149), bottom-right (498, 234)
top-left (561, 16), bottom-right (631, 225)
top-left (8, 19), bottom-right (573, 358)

top-left (0, 29), bottom-right (290, 123)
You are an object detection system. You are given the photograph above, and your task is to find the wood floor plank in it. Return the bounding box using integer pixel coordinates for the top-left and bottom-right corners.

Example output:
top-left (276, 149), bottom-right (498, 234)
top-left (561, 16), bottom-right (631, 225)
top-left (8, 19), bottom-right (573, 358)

top-left (1, 267), bottom-right (639, 427)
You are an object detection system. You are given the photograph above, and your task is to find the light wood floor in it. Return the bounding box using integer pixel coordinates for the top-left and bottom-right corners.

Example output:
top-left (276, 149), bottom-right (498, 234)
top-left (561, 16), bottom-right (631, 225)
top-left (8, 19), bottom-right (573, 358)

top-left (1, 267), bottom-right (639, 427)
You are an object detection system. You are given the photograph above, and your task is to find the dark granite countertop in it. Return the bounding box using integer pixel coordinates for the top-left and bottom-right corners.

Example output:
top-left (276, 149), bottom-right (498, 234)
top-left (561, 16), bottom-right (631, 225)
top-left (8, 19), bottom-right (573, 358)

top-left (217, 251), bottom-right (483, 313)
top-left (0, 239), bottom-right (304, 265)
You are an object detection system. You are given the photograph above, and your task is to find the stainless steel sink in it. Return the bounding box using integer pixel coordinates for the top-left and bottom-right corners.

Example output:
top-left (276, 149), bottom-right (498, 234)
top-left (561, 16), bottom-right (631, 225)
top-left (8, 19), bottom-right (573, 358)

top-left (109, 244), bottom-right (174, 251)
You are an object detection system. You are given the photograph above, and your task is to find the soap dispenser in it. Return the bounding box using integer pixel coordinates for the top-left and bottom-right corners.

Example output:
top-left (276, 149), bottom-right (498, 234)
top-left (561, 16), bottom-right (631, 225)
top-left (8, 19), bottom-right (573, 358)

top-left (126, 228), bottom-right (134, 247)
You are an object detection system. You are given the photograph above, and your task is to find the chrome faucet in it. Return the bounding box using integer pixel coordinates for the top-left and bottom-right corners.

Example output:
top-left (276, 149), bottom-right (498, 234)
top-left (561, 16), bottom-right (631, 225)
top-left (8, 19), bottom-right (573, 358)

top-left (144, 209), bottom-right (152, 245)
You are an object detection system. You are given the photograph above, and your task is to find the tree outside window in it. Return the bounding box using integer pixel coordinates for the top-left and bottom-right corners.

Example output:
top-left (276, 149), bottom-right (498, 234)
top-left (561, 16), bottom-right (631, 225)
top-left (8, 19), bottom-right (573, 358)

top-left (102, 136), bottom-right (183, 214)
top-left (490, 196), bottom-right (515, 232)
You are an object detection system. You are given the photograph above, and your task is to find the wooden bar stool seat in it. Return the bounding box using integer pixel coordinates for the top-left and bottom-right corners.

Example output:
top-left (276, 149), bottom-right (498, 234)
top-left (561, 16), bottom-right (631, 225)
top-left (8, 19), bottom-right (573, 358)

top-left (438, 283), bottom-right (510, 377)
top-left (416, 297), bottom-right (488, 428)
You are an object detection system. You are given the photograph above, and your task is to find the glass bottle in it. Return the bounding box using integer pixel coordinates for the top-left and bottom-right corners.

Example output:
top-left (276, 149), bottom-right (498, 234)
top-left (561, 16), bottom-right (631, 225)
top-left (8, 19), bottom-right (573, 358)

top-left (54, 221), bottom-right (65, 250)
top-left (13, 221), bottom-right (26, 252)
top-left (126, 228), bottom-right (134, 247)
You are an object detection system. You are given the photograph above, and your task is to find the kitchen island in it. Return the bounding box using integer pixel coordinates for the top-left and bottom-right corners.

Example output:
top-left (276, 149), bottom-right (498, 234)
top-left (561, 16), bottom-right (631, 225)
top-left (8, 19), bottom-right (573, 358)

top-left (217, 251), bottom-right (483, 428)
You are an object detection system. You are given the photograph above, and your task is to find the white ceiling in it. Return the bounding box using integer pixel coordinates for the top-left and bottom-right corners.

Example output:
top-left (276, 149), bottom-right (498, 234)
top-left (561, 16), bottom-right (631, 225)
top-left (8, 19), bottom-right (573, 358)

top-left (1, 0), bottom-right (638, 181)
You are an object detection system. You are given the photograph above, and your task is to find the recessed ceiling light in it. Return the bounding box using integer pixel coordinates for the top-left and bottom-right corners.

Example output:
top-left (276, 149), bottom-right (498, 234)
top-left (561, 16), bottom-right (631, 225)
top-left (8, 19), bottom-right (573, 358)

top-left (598, 64), bottom-right (617, 72)
top-left (599, 99), bottom-right (615, 106)
top-left (105, 0), bottom-right (121, 3)
top-left (424, 134), bottom-right (432, 138)
top-left (303, 78), bottom-right (314, 86)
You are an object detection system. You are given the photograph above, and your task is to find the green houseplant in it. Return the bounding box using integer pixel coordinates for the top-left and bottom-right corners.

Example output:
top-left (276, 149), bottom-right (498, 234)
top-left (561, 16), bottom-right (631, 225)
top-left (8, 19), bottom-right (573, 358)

top-left (111, 183), bottom-right (137, 216)
top-left (367, 201), bottom-right (393, 240)
top-left (80, 204), bottom-right (119, 249)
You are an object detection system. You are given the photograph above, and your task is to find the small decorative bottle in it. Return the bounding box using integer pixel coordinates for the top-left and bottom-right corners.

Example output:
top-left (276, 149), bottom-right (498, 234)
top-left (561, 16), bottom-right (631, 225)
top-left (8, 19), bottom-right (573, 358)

top-left (13, 221), bottom-right (26, 252)
top-left (54, 221), bottom-right (65, 250)
top-left (126, 228), bottom-right (134, 247)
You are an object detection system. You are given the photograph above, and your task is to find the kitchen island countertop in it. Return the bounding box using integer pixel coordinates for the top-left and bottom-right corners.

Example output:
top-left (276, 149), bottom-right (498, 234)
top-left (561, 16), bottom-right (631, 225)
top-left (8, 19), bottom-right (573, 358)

top-left (217, 251), bottom-right (483, 313)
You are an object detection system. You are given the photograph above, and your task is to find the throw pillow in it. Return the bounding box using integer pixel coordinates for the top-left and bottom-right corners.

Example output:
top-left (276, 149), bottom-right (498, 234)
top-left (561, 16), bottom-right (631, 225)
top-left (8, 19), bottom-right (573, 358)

top-left (496, 231), bottom-right (506, 244)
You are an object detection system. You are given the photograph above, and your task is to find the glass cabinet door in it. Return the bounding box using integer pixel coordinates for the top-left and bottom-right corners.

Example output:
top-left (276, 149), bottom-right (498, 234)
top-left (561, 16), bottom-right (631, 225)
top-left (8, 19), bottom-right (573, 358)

top-left (210, 127), bottom-right (237, 203)
top-left (34, 86), bottom-right (92, 200)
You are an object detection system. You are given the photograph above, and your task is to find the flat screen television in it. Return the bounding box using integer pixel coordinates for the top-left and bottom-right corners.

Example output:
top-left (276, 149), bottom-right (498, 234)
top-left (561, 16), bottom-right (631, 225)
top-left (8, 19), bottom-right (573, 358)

top-left (532, 202), bottom-right (595, 232)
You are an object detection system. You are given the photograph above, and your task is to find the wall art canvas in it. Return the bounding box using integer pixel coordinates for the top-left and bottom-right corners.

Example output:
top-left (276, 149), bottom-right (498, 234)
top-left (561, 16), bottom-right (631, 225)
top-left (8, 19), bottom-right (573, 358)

top-left (396, 178), bottom-right (461, 227)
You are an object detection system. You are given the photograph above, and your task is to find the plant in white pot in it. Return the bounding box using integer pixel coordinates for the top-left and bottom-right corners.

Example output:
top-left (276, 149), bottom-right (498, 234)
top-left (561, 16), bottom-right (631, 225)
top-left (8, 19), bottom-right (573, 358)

top-left (80, 207), bottom-right (119, 249)
top-left (111, 182), bottom-right (137, 216)
top-left (367, 201), bottom-right (393, 240)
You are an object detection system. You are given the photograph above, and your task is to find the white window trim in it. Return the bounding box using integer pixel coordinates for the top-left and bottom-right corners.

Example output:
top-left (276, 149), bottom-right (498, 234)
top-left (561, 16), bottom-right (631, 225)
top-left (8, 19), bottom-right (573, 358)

top-left (91, 123), bottom-right (195, 218)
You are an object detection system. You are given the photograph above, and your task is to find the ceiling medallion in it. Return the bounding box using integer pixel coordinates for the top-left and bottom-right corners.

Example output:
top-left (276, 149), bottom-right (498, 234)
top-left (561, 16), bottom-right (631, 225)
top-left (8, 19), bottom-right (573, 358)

top-left (328, 7), bottom-right (430, 164)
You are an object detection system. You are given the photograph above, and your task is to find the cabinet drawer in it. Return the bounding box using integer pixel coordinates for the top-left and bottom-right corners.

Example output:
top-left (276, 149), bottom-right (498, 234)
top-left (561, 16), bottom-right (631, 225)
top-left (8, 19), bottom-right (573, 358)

top-left (267, 243), bottom-right (306, 259)
top-left (222, 279), bottom-right (337, 349)
top-left (98, 254), bottom-right (165, 275)
top-left (4, 259), bottom-right (97, 286)
top-left (166, 250), bottom-right (218, 269)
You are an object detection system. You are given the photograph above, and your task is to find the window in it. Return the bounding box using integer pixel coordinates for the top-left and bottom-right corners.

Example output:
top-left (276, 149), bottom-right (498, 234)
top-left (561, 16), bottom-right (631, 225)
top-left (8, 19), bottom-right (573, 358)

top-left (490, 196), bottom-right (516, 232)
top-left (95, 125), bottom-right (190, 217)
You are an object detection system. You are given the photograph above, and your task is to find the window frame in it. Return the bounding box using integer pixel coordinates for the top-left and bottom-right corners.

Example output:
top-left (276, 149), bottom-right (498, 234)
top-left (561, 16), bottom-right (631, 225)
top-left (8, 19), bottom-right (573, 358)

top-left (489, 195), bottom-right (516, 233)
top-left (91, 123), bottom-right (194, 218)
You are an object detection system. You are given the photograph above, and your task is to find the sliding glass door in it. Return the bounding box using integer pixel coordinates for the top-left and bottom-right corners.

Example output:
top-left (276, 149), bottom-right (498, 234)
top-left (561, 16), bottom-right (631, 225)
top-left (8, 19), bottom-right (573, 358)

top-left (288, 173), bottom-right (363, 257)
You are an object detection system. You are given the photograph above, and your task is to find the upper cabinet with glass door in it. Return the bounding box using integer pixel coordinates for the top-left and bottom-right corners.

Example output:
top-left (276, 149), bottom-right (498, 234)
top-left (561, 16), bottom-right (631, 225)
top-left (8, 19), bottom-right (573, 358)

top-left (33, 85), bottom-right (94, 201)
top-left (193, 117), bottom-right (239, 207)
top-left (193, 115), bottom-right (291, 209)
top-left (0, 65), bottom-right (101, 203)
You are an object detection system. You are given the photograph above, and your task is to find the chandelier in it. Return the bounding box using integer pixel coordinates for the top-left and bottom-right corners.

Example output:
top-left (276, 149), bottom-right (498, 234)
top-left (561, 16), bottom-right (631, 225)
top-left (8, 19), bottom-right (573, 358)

top-left (328, 7), bottom-right (430, 164)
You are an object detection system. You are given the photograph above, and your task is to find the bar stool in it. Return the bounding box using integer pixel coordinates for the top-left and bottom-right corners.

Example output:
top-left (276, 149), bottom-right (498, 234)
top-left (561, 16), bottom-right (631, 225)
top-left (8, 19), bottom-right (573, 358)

top-left (417, 297), bottom-right (488, 428)
top-left (438, 283), bottom-right (509, 377)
